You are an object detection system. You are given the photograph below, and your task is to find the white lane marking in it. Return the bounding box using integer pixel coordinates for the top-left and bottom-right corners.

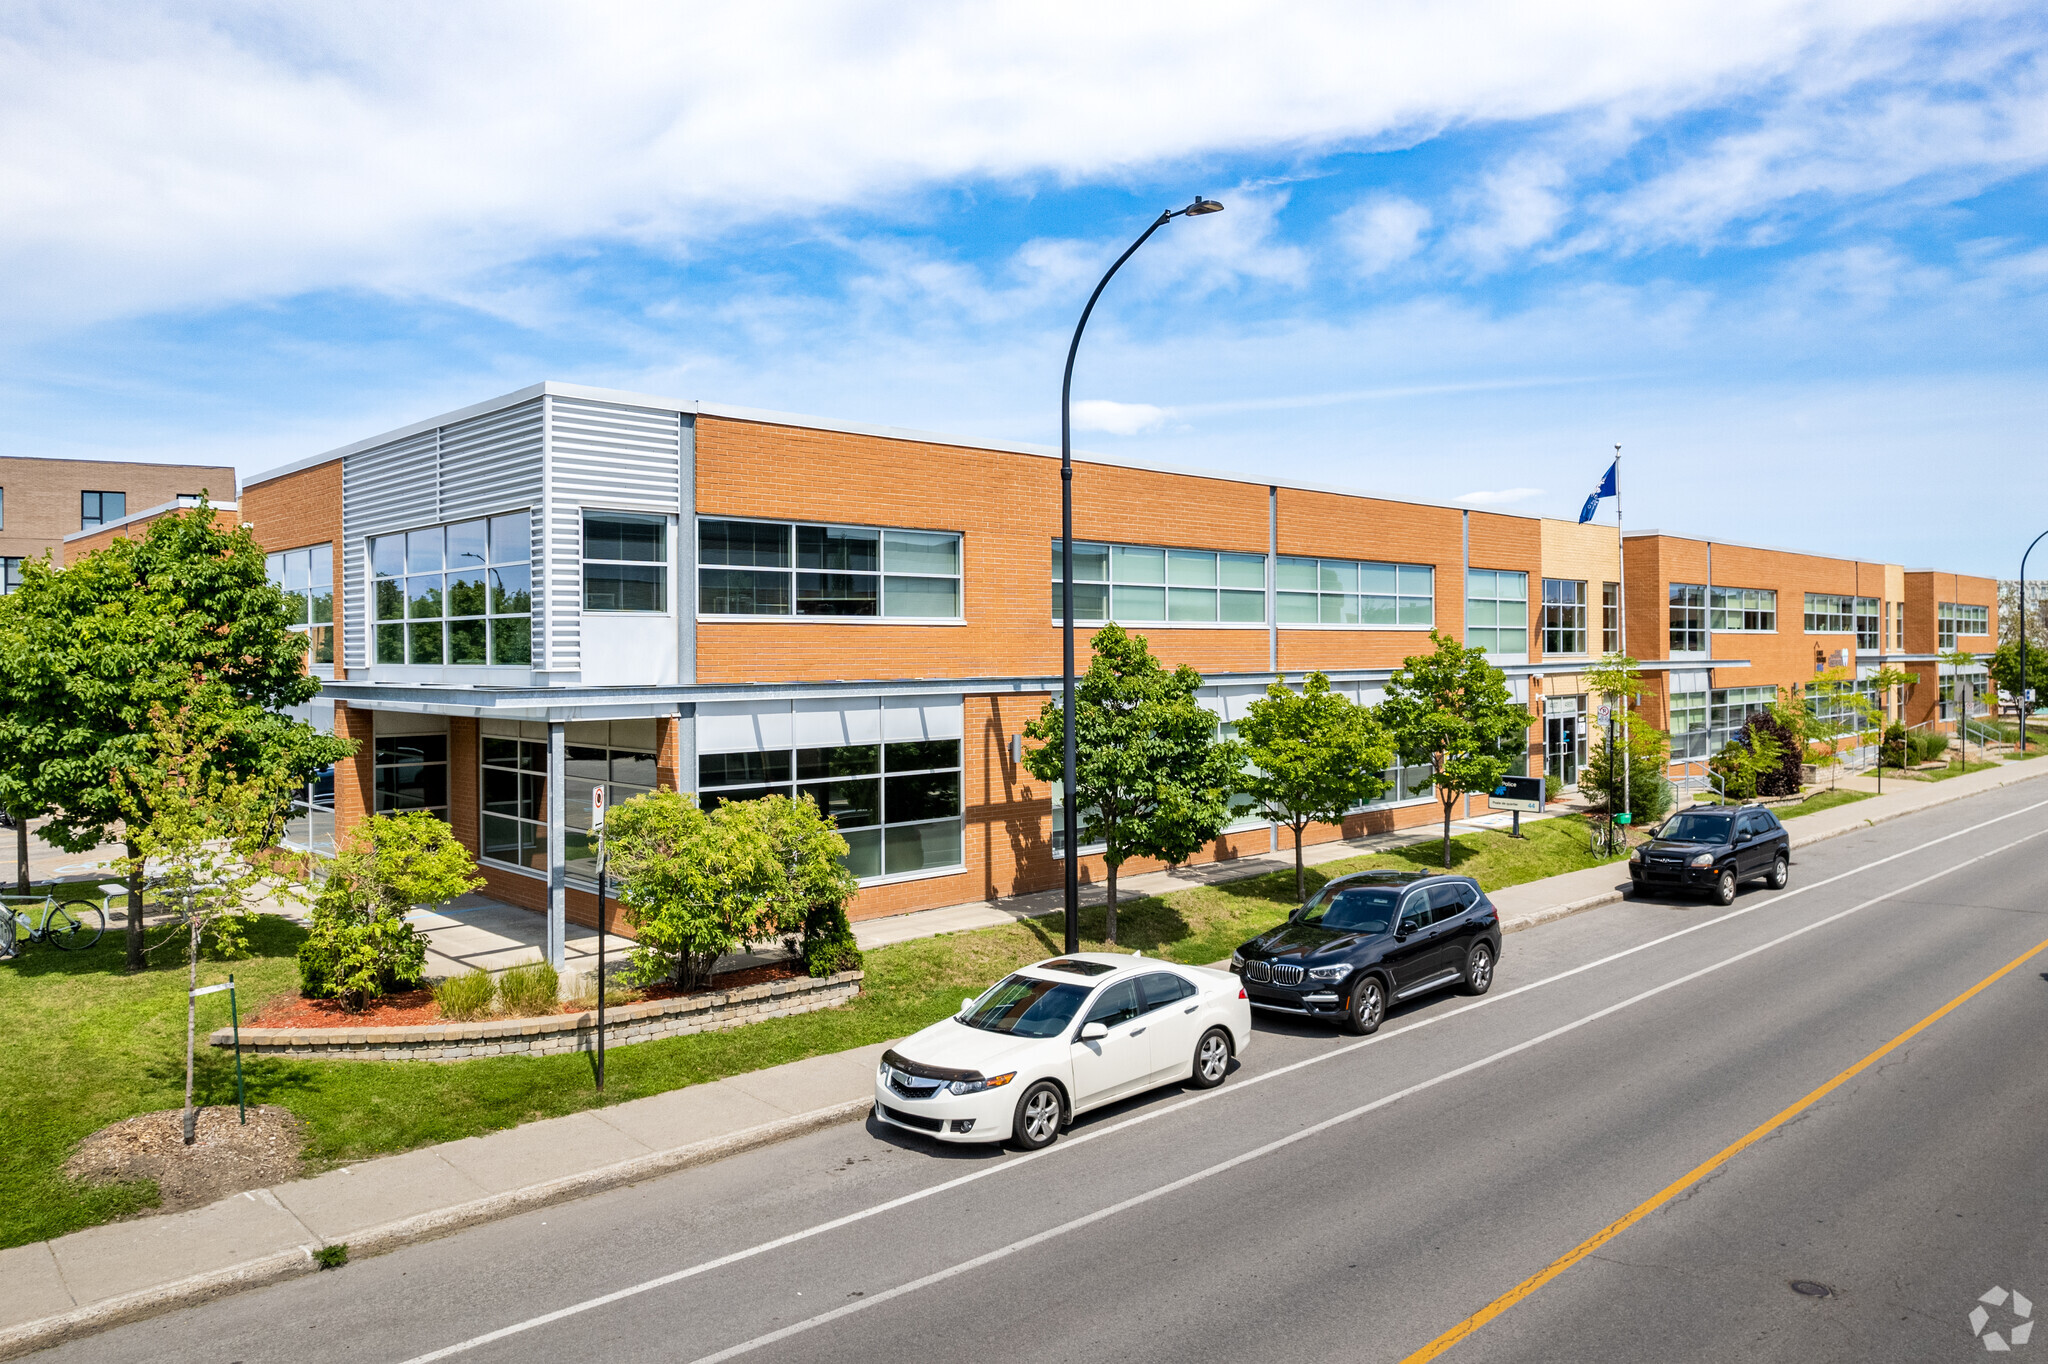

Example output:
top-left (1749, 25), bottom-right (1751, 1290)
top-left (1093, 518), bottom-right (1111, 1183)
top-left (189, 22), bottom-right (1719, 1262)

top-left (682, 817), bottom-right (2048, 1364)
top-left (394, 797), bottom-right (2048, 1364)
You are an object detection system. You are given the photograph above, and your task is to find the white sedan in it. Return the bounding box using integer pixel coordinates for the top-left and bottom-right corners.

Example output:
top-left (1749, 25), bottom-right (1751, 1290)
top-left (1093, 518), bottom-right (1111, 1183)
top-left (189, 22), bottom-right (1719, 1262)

top-left (872, 953), bottom-right (1252, 1150)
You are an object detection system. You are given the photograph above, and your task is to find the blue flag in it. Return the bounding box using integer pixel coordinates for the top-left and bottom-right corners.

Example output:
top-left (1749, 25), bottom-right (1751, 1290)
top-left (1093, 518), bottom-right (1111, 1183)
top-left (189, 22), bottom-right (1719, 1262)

top-left (1577, 458), bottom-right (1618, 524)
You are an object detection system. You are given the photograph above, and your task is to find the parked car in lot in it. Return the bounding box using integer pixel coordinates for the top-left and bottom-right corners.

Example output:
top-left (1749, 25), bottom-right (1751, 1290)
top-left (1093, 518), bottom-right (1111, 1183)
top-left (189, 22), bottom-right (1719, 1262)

top-left (1229, 870), bottom-right (1502, 1035)
top-left (1628, 804), bottom-right (1790, 905)
top-left (874, 953), bottom-right (1252, 1151)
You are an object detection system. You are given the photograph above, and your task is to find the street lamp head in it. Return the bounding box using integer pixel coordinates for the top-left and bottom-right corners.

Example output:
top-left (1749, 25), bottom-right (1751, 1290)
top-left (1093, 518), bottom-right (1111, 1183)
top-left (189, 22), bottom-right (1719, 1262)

top-left (1181, 197), bottom-right (1225, 217)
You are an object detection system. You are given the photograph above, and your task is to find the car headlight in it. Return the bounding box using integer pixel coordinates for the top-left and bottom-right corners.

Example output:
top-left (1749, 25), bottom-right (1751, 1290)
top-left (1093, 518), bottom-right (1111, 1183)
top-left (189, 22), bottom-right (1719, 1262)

top-left (946, 1072), bottom-right (1016, 1096)
top-left (1229, 951), bottom-right (1244, 971)
top-left (1629, 846), bottom-right (1643, 862)
top-left (1689, 851), bottom-right (1717, 867)
top-left (1306, 965), bottom-right (1348, 982)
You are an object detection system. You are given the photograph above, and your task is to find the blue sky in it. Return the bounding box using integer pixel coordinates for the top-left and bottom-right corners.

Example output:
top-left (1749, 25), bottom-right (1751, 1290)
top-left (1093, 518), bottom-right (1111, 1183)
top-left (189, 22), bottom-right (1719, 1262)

top-left (3, 2), bottom-right (2045, 574)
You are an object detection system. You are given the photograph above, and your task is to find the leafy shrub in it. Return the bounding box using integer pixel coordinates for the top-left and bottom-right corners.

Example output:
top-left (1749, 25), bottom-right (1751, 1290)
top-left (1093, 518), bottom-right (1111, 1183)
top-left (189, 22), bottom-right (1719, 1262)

top-left (1881, 723), bottom-right (1908, 769)
top-left (1580, 724), bottom-right (1673, 827)
top-left (298, 813), bottom-right (484, 1009)
top-left (1914, 732), bottom-right (1950, 764)
top-left (434, 968), bottom-right (496, 1021)
top-left (497, 959), bottom-right (560, 1016)
top-left (1742, 710), bottom-right (1804, 798)
top-left (1543, 772), bottom-right (1563, 803)
top-left (799, 899), bottom-right (864, 977)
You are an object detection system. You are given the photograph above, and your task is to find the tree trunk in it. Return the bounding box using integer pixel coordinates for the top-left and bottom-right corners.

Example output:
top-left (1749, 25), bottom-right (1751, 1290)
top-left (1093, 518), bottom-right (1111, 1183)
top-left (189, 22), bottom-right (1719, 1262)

top-left (125, 839), bottom-right (145, 973)
top-left (1293, 823), bottom-right (1306, 903)
top-left (1441, 797), bottom-right (1454, 868)
top-left (13, 811), bottom-right (26, 896)
top-left (183, 919), bottom-right (199, 1145)
top-left (1104, 861), bottom-right (1118, 945)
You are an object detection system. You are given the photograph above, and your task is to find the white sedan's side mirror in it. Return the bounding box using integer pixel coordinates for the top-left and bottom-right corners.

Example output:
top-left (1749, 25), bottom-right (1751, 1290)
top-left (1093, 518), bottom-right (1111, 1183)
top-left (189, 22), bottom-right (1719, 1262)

top-left (1078, 1021), bottom-right (1109, 1042)
top-left (959, 997), bottom-right (976, 1016)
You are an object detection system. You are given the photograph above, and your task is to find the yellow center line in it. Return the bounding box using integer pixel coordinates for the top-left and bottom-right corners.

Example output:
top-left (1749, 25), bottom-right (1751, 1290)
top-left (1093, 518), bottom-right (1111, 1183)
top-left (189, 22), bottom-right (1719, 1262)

top-left (1401, 931), bottom-right (2048, 1364)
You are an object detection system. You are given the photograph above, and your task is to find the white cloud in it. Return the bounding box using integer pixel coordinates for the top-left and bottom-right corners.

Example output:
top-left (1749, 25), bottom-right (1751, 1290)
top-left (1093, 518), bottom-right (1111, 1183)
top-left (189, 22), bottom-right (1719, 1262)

top-left (0, 0), bottom-right (2021, 331)
top-left (1339, 195), bottom-right (1433, 274)
top-left (1071, 399), bottom-right (1168, 435)
top-left (1455, 487), bottom-right (1546, 505)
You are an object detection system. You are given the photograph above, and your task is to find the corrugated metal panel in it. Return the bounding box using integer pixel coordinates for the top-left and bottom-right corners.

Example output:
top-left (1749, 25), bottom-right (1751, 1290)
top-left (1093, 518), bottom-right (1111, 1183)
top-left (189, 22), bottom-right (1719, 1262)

top-left (541, 397), bottom-right (684, 673)
top-left (439, 399), bottom-right (542, 522)
top-left (341, 429), bottom-right (438, 669)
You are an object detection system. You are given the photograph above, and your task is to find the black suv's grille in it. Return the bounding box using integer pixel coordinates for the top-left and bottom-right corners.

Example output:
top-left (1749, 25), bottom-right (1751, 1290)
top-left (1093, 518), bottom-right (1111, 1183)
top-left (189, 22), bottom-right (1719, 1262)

top-left (1270, 963), bottom-right (1304, 986)
top-left (1243, 960), bottom-right (1271, 983)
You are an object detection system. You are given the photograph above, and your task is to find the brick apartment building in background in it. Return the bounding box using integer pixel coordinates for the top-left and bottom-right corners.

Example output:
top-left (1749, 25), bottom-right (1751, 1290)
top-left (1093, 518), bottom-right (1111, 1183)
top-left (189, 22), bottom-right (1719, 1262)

top-left (1, 454), bottom-right (237, 593)
top-left (62, 383), bottom-right (2001, 957)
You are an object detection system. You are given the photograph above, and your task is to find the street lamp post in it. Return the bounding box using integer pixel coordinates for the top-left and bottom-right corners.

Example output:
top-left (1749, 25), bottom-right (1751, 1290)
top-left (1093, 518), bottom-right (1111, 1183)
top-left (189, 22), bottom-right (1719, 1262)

top-left (1058, 197), bottom-right (1224, 954)
top-left (2023, 530), bottom-right (2048, 754)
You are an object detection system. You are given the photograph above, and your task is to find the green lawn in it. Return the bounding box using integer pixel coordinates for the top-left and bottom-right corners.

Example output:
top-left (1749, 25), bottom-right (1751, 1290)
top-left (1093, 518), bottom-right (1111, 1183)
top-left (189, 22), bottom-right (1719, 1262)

top-left (1773, 788), bottom-right (1877, 819)
top-left (1, 815), bottom-right (1621, 1249)
top-left (1912, 760), bottom-right (2001, 782)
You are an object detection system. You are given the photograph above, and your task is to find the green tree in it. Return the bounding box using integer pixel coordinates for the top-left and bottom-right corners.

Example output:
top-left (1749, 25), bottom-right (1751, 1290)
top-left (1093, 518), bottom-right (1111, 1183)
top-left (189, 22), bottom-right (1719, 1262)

top-left (609, 791), bottom-right (855, 988)
top-left (1989, 638), bottom-right (2048, 715)
top-left (1022, 623), bottom-right (1243, 943)
top-left (298, 813), bottom-right (482, 1009)
top-left (1236, 672), bottom-right (1394, 900)
top-left (1580, 723), bottom-right (1674, 827)
top-left (112, 685), bottom-right (301, 1144)
top-left (0, 502), bottom-right (351, 970)
top-left (1941, 649), bottom-right (1979, 761)
top-left (1379, 631), bottom-right (1530, 868)
top-left (1586, 652), bottom-right (1649, 850)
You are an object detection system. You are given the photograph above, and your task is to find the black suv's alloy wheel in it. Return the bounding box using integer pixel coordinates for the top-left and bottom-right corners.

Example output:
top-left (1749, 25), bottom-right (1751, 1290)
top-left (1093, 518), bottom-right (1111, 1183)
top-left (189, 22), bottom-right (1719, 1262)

top-left (1342, 977), bottom-right (1386, 1036)
top-left (1769, 853), bottom-right (1790, 889)
top-left (1460, 943), bottom-right (1494, 996)
top-left (1714, 870), bottom-right (1737, 905)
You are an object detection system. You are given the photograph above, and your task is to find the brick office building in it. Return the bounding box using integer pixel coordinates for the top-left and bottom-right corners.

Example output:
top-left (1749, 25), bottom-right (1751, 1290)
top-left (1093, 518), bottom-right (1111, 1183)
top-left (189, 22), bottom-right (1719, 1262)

top-left (224, 382), bottom-right (1995, 957)
top-left (0, 455), bottom-right (236, 593)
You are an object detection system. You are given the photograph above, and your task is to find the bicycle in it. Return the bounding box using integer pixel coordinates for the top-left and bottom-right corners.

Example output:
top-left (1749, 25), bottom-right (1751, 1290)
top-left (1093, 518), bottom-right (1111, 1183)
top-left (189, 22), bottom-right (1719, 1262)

top-left (2, 893), bottom-right (106, 954)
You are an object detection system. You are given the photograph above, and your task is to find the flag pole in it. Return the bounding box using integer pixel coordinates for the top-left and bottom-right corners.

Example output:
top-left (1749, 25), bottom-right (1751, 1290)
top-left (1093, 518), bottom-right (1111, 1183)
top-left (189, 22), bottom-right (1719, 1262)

top-left (1615, 444), bottom-right (1629, 846)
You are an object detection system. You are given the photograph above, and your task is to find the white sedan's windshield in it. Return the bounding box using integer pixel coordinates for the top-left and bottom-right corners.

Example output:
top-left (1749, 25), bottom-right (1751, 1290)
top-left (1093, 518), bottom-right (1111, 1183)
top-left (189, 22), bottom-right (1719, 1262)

top-left (961, 975), bottom-right (1091, 1038)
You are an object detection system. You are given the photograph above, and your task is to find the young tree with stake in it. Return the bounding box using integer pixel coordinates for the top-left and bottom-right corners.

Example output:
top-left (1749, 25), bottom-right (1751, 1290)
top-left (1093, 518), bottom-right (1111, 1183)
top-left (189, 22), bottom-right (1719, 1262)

top-left (1023, 624), bottom-right (1243, 943)
top-left (1379, 632), bottom-right (1530, 869)
top-left (1236, 672), bottom-right (1394, 901)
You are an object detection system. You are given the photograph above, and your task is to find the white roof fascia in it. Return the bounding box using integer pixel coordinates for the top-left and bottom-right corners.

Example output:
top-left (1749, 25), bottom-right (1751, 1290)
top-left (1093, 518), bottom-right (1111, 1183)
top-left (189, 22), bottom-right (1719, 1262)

top-left (62, 498), bottom-right (239, 544)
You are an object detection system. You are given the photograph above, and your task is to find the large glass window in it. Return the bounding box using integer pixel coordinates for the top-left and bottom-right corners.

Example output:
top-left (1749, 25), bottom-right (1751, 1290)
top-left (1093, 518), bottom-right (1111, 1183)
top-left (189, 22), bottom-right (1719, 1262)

top-left (1465, 570), bottom-right (1528, 656)
top-left (699, 737), bottom-right (963, 880)
top-left (1541, 579), bottom-right (1587, 656)
top-left (80, 490), bottom-right (126, 529)
top-left (0, 557), bottom-right (21, 596)
top-left (264, 544), bottom-right (336, 668)
top-left (1804, 593), bottom-right (1876, 635)
top-left (1806, 678), bottom-right (1881, 737)
top-left (1668, 686), bottom-right (1777, 760)
top-left (478, 722), bottom-right (658, 879)
top-left (1275, 557), bottom-right (1431, 628)
top-left (702, 518), bottom-right (961, 619)
top-left (1056, 540), bottom-right (1268, 625)
top-left (1669, 583), bottom-right (1707, 653)
top-left (1938, 602), bottom-right (1989, 649)
top-left (1708, 586), bottom-right (1776, 633)
top-left (281, 766), bottom-right (336, 856)
top-left (374, 735), bottom-right (448, 819)
top-left (584, 511), bottom-right (668, 612)
top-left (372, 512), bottom-right (531, 666)
top-left (1601, 582), bottom-right (1620, 654)
top-left (481, 735), bottom-right (548, 873)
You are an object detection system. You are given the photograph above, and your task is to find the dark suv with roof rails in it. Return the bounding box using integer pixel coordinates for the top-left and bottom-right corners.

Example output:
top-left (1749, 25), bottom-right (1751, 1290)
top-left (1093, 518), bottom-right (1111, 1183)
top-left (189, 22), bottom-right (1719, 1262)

top-left (1628, 803), bottom-right (1791, 905)
top-left (1228, 870), bottom-right (1502, 1036)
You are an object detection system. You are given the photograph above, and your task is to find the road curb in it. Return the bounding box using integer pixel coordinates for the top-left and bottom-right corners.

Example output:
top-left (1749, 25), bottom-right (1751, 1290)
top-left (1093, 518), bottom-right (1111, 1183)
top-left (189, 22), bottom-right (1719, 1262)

top-left (1498, 760), bottom-right (2048, 935)
top-left (0, 1097), bottom-right (874, 1361)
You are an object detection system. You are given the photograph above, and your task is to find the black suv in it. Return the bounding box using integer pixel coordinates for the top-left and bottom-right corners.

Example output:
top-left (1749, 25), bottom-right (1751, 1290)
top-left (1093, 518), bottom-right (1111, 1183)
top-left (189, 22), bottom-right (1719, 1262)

top-left (1628, 804), bottom-right (1791, 905)
top-left (1229, 871), bottom-right (1503, 1036)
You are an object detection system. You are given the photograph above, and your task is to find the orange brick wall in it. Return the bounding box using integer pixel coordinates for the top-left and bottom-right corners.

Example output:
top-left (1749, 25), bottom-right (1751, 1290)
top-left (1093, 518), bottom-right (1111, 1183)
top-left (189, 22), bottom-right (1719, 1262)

top-left (241, 459), bottom-right (348, 680)
top-left (61, 506), bottom-right (243, 564)
top-left (333, 702), bottom-right (374, 847)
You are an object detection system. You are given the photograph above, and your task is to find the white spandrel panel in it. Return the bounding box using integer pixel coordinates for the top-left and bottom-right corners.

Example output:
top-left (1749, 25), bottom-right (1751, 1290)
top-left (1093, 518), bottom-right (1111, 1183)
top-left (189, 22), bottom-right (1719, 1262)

top-left (341, 428), bottom-right (438, 670)
top-left (882, 695), bottom-right (964, 742)
top-left (793, 697), bottom-right (884, 747)
top-left (697, 700), bottom-right (793, 754)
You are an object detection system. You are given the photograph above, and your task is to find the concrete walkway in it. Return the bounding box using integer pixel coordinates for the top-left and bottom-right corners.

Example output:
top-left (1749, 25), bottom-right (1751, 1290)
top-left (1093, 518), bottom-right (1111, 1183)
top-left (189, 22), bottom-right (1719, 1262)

top-left (5, 755), bottom-right (2046, 1359)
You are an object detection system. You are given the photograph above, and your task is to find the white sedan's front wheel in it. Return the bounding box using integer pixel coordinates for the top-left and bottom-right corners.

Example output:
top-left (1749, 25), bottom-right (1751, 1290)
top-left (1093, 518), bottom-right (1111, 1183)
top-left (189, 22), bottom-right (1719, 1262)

top-left (1011, 1081), bottom-right (1063, 1150)
top-left (1189, 1027), bottom-right (1231, 1089)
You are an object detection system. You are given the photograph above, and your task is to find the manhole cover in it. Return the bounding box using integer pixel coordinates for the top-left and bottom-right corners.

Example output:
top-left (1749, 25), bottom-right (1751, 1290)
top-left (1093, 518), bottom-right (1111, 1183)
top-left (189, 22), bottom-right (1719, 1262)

top-left (1790, 1280), bottom-right (1833, 1298)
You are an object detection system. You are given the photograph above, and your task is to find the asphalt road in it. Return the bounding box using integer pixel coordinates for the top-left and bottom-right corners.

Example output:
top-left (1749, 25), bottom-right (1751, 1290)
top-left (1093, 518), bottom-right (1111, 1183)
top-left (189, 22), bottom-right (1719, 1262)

top-left (50, 782), bottom-right (2048, 1364)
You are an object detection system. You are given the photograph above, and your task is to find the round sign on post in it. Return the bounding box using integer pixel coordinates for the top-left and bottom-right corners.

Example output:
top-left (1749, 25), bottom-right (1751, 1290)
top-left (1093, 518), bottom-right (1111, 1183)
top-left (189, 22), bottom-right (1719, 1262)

top-left (591, 784), bottom-right (605, 830)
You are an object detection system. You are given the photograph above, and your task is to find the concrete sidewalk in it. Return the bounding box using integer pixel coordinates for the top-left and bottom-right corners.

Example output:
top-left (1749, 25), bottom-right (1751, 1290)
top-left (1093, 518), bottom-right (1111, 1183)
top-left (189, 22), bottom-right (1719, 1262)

top-left (5, 755), bottom-right (2045, 1359)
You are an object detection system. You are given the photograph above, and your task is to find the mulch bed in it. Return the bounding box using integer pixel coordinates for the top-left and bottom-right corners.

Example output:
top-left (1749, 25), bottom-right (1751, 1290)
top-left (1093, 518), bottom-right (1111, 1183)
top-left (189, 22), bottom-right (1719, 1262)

top-left (243, 960), bottom-right (809, 1029)
top-left (66, 1106), bottom-right (305, 1216)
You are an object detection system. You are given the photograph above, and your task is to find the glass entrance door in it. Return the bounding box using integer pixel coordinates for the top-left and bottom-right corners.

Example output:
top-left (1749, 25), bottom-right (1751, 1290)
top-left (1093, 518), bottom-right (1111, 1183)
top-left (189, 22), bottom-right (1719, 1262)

top-left (1545, 709), bottom-right (1582, 788)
